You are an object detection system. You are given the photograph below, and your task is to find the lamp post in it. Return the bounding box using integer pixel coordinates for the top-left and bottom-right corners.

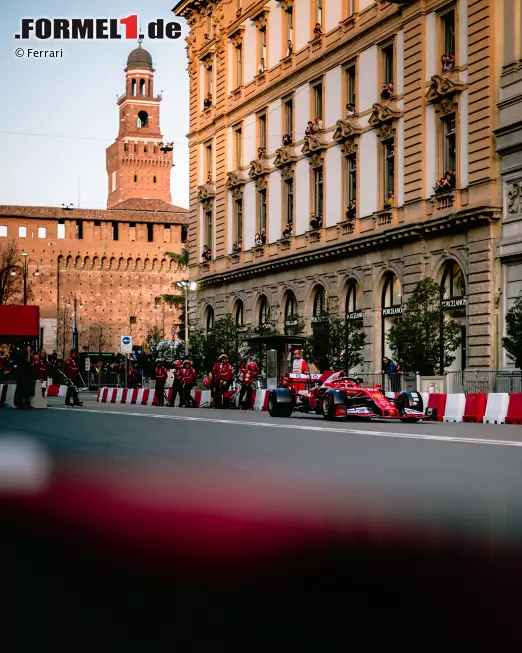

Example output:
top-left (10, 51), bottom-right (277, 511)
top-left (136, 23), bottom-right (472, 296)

top-left (175, 280), bottom-right (197, 356)
top-left (10, 252), bottom-right (41, 305)
top-left (67, 294), bottom-right (84, 350)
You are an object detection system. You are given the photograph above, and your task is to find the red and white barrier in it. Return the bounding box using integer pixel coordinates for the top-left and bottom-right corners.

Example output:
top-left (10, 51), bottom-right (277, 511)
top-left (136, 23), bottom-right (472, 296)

top-left (443, 394), bottom-right (467, 423)
top-left (463, 393), bottom-right (488, 423)
top-left (506, 393), bottom-right (522, 425)
top-left (483, 393), bottom-right (510, 425)
top-left (46, 384), bottom-right (60, 397)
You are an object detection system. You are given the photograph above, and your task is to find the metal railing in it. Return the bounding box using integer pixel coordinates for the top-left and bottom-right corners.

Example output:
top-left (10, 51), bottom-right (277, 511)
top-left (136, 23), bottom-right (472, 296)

top-left (445, 370), bottom-right (522, 394)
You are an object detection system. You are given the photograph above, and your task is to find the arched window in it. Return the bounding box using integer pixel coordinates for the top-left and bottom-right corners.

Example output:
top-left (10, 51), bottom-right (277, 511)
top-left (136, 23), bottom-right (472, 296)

top-left (205, 306), bottom-right (214, 332)
top-left (137, 111), bottom-right (149, 128)
top-left (346, 278), bottom-right (363, 319)
top-left (440, 260), bottom-right (467, 370)
top-left (381, 272), bottom-right (402, 360)
top-left (235, 300), bottom-right (245, 326)
top-left (140, 79), bottom-right (146, 96)
top-left (312, 285), bottom-right (326, 318)
top-left (131, 79), bottom-right (137, 96)
top-left (258, 295), bottom-right (270, 326)
top-left (441, 260), bottom-right (466, 301)
top-left (284, 291), bottom-right (298, 321)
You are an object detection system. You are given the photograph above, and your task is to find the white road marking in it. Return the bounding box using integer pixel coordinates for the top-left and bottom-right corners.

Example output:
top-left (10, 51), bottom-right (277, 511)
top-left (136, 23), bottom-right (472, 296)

top-left (48, 407), bottom-right (522, 449)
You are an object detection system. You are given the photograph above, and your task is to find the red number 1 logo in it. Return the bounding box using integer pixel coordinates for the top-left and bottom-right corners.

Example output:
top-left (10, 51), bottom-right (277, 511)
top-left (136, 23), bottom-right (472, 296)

top-left (120, 15), bottom-right (138, 39)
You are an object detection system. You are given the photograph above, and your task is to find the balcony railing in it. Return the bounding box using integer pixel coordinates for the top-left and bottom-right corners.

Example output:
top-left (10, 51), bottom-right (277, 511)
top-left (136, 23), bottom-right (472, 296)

top-left (431, 191), bottom-right (455, 211)
top-left (341, 220), bottom-right (355, 236)
top-left (373, 207), bottom-right (397, 228)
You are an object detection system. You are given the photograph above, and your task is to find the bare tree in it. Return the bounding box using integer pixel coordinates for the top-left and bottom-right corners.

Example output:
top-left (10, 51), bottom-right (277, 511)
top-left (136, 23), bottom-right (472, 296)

top-left (88, 323), bottom-right (108, 388)
top-left (0, 239), bottom-right (23, 305)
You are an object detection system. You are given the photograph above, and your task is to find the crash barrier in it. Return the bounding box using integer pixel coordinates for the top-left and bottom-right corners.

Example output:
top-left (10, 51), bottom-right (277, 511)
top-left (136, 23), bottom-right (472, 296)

top-left (462, 393), bottom-right (488, 423)
top-left (443, 394), bottom-right (467, 423)
top-left (506, 394), bottom-right (522, 425)
top-left (426, 394), bottom-right (448, 422)
top-left (483, 393), bottom-right (510, 425)
top-left (95, 386), bottom-right (269, 410)
top-left (0, 382), bottom-right (47, 409)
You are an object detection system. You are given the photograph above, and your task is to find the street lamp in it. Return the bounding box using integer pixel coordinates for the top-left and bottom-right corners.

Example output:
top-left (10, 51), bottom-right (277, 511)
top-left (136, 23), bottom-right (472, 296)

top-left (62, 203), bottom-right (74, 210)
top-left (9, 252), bottom-right (41, 305)
top-left (175, 280), bottom-right (197, 356)
top-left (67, 293), bottom-right (84, 350)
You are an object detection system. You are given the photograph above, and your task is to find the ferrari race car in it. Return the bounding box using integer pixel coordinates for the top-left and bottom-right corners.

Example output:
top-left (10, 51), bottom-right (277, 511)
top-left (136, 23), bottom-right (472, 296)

top-left (268, 373), bottom-right (426, 422)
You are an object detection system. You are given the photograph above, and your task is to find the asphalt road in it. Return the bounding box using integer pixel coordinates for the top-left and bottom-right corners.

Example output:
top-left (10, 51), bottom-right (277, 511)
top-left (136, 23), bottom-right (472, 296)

top-left (4, 399), bottom-right (522, 649)
top-left (2, 398), bottom-right (522, 540)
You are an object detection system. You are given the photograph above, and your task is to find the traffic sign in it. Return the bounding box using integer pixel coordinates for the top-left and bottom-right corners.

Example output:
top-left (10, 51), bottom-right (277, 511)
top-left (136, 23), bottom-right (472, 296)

top-left (120, 335), bottom-right (133, 353)
top-left (84, 358), bottom-right (91, 372)
top-left (171, 325), bottom-right (176, 336)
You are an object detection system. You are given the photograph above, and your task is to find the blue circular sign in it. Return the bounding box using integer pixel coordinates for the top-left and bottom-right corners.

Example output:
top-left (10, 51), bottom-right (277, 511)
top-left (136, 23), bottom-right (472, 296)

top-left (122, 336), bottom-right (131, 345)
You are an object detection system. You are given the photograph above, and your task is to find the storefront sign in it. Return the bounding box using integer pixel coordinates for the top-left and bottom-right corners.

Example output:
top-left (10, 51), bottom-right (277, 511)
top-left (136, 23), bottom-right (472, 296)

top-left (442, 297), bottom-right (468, 309)
top-left (382, 306), bottom-right (403, 317)
top-left (284, 319), bottom-right (299, 327)
top-left (311, 315), bottom-right (327, 323)
top-left (346, 311), bottom-right (363, 321)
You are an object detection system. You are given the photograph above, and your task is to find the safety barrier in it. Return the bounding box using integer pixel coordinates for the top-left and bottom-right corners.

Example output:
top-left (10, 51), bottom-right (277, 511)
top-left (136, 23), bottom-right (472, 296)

top-left (443, 394), bottom-right (467, 423)
top-left (89, 386), bottom-right (522, 424)
top-left (462, 393), bottom-right (488, 423)
top-left (426, 394), bottom-right (447, 422)
top-left (0, 382), bottom-right (47, 409)
top-left (483, 393), bottom-right (510, 425)
top-left (506, 394), bottom-right (522, 425)
top-left (95, 386), bottom-right (269, 411)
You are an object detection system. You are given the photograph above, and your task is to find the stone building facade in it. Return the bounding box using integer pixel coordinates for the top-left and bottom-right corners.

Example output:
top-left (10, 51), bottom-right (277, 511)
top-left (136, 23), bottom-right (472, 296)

top-left (174, 0), bottom-right (503, 371)
top-left (496, 0), bottom-right (522, 367)
top-left (0, 45), bottom-right (187, 354)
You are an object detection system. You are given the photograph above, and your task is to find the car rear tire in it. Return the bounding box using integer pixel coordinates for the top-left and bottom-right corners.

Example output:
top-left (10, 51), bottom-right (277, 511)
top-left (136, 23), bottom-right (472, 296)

top-left (268, 389), bottom-right (294, 418)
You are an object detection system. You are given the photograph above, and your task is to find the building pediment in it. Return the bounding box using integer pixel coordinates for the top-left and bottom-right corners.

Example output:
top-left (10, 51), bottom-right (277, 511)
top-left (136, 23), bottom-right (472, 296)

top-left (226, 171), bottom-right (248, 188)
top-left (301, 133), bottom-right (328, 156)
top-left (425, 73), bottom-right (466, 103)
top-left (332, 118), bottom-right (363, 143)
top-left (252, 8), bottom-right (270, 30)
top-left (273, 145), bottom-right (299, 169)
top-left (248, 157), bottom-right (271, 179)
top-left (368, 101), bottom-right (402, 129)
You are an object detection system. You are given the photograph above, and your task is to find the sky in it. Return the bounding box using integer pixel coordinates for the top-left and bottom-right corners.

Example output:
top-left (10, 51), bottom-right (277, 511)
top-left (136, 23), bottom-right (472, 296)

top-left (0, 0), bottom-right (189, 210)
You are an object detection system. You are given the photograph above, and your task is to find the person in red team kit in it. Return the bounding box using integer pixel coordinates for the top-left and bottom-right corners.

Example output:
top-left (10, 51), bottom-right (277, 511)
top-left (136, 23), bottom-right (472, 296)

top-left (154, 359), bottom-right (168, 407)
top-left (33, 351), bottom-right (47, 397)
top-left (238, 361), bottom-right (259, 410)
top-left (292, 349), bottom-right (308, 374)
top-left (181, 359), bottom-right (197, 407)
top-left (127, 363), bottom-right (138, 389)
top-left (167, 360), bottom-right (184, 407)
top-left (65, 349), bottom-right (83, 407)
top-left (211, 353), bottom-right (233, 409)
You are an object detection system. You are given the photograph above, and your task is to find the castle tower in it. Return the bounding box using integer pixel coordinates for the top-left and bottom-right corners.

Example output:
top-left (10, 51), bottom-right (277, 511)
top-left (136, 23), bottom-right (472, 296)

top-left (106, 43), bottom-right (173, 208)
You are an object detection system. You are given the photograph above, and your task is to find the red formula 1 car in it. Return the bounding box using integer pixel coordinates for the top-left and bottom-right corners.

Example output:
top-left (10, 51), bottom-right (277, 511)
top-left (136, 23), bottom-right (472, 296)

top-left (268, 373), bottom-right (426, 423)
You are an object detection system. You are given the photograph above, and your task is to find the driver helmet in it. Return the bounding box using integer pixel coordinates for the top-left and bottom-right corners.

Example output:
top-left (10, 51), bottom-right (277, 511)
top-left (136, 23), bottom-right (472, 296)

top-left (183, 359), bottom-right (191, 367)
top-left (203, 376), bottom-right (212, 387)
top-left (219, 353), bottom-right (229, 363)
top-left (294, 349), bottom-right (301, 358)
top-left (247, 361), bottom-right (257, 371)
top-left (174, 359), bottom-right (182, 368)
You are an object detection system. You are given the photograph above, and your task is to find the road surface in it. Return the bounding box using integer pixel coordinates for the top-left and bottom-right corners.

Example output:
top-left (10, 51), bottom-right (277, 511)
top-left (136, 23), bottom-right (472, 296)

top-left (3, 398), bottom-right (522, 649)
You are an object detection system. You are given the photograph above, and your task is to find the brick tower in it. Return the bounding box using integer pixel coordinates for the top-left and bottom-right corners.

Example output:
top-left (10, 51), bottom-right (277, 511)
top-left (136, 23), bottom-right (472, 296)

top-left (106, 43), bottom-right (174, 209)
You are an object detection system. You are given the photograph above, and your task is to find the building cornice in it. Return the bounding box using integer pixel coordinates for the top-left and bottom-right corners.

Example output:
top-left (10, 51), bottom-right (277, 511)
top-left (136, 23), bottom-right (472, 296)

top-left (197, 207), bottom-right (501, 288)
